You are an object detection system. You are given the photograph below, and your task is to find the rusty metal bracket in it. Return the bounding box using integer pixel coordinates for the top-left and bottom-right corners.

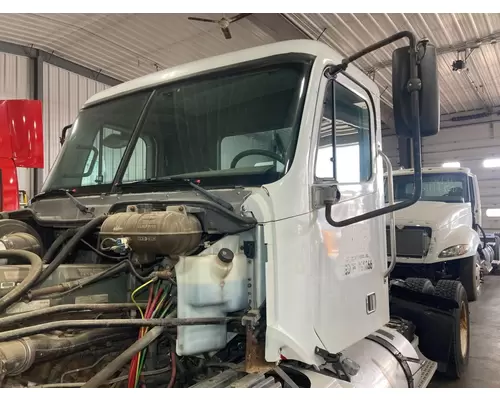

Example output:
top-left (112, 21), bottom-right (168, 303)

top-left (244, 324), bottom-right (273, 374)
top-left (242, 308), bottom-right (260, 328)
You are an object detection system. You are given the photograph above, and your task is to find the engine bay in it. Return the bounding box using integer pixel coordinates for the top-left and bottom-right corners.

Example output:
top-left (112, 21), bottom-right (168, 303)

top-left (0, 198), bottom-right (456, 389)
top-left (0, 202), bottom-right (263, 388)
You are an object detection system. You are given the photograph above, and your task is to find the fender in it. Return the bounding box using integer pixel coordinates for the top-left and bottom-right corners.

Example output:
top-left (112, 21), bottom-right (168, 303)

top-left (428, 224), bottom-right (480, 263)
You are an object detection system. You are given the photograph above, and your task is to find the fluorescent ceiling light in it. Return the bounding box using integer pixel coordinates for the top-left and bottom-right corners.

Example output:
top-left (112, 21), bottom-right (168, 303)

top-left (483, 158), bottom-right (500, 168)
top-left (486, 209), bottom-right (500, 218)
top-left (442, 162), bottom-right (460, 168)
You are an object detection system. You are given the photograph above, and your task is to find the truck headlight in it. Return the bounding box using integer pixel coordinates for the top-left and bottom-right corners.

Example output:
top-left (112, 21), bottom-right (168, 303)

top-left (438, 244), bottom-right (470, 258)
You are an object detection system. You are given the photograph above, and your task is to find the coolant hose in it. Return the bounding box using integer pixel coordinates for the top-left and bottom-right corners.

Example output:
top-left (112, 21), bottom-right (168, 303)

top-left (35, 215), bottom-right (107, 286)
top-left (42, 228), bottom-right (77, 263)
top-left (0, 317), bottom-right (234, 341)
top-left (28, 259), bottom-right (130, 300)
top-left (0, 303), bottom-right (146, 328)
top-left (0, 250), bottom-right (43, 313)
top-left (83, 326), bottom-right (166, 388)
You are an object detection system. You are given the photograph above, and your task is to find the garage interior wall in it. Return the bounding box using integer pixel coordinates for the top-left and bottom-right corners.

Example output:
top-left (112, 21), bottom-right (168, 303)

top-left (43, 63), bottom-right (110, 182)
top-left (0, 51), bottom-right (34, 196)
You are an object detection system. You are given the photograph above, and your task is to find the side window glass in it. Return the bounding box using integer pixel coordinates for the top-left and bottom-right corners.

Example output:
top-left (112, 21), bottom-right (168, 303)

top-left (315, 81), bottom-right (371, 183)
top-left (81, 127), bottom-right (147, 186)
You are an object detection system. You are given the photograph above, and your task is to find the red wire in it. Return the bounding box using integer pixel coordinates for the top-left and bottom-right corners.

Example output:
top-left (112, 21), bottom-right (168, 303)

top-left (133, 288), bottom-right (165, 388)
top-left (128, 285), bottom-right (155, 388)
top-left (146, 288), bottom-right (163, 319)
top-left (128, 356), bottom-right (138, 388)
top-left (144, 285), bottom-right (155, 318)
top-left (167, 352), bottom-right (176, 388)
top-left (128, 286), bottom-right (166, 388)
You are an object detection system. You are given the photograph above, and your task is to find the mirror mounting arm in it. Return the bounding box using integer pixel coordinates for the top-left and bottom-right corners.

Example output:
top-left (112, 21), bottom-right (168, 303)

top-left (323, 31), bottom-right (425, 228)
top-left (324, 60), bottom-right (349, 80)
top-left (324, 31), bottom-right (417, 80)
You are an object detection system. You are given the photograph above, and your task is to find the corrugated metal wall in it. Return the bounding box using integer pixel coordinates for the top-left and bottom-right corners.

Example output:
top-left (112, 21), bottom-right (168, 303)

top-left (422, 122), bottom-right (500, 232)
top-left (0, 52), bottom-right (34, 196)
top-left (43, 63), bottom-right (110, 181)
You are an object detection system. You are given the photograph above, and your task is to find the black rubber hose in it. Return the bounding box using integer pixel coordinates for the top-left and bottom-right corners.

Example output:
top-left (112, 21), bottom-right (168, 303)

top-left (124, 259), bottom-right (150, 283)
top-left (0, 317), bottom-right (236, 341)
top-left (42, 228), bottom-right (77, 263)
top-left (35, 215), bottom-right (107, 286)
top-left (82, 325), bottom-right (166, 388)
top-left (477, 223), bottom-right (487, 249)
top-left (0, 250), bottom-right (43, 313)
top-left (28, 260), bottom-right (130, 300)
top-left (0, 303), bottom-right (146, 328)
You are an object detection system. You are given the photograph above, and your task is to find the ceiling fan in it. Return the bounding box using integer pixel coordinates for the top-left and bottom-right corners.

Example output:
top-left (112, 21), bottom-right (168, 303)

top-left (187, 14), bottom-right (252, 39)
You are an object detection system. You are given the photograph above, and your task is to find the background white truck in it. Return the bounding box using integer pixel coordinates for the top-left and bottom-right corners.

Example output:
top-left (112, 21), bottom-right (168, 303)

top-left (388, 166), bottom-right (497, 301)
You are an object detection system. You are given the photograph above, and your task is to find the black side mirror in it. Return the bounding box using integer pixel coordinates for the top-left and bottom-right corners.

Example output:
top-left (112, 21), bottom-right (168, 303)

top-left (322, 31), bottom-right (432, 228)
top-left (60, 124), bottom-right (73, 146)
top-left (392, 42), bottom-right (440, 137)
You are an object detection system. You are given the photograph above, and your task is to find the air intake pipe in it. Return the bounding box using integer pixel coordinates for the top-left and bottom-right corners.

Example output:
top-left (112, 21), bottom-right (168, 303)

top-left (0, 328), bottom-right (132, 384)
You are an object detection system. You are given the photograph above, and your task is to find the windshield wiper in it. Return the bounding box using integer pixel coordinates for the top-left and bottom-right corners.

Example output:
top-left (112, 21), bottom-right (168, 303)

top-left (31, 189), bottom-right (95, 216)
top-left (118, 177), bottom-right (234, 212)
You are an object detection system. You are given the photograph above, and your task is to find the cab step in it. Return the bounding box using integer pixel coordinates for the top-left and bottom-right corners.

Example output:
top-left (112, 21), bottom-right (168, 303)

top-left (189, 368), bottom-right (282, 388)
top-left (416, 359), bottom-right (438, 388)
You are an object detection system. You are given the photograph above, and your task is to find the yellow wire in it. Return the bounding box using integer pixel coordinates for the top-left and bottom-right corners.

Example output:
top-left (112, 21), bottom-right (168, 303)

top-left (131, 278), bottom-right (155, 319)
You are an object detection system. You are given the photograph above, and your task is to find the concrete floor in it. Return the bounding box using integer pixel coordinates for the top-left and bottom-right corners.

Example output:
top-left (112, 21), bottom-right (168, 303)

top-left (430, 274), bottom-right (500, 388)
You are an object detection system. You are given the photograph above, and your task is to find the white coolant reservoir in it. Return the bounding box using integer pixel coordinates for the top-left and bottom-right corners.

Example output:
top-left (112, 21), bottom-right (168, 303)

top-left (340, 327), bottom-right (422, 388)
top-left (175, 235), bottom-right (248, 356)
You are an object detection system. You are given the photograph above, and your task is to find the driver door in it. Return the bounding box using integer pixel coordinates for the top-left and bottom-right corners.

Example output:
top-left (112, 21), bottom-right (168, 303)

top-left (313, 74), bottom-right (390, 353)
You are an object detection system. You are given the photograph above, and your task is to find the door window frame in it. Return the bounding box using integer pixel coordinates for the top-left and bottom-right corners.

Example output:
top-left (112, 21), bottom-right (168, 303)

top-left (312, 72), bottom-right (377, 186)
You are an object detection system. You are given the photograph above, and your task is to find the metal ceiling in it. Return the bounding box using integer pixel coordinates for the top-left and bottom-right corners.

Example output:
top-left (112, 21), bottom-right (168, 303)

top-left (0, 13), bottom-right (499, 118)
top-left (284, 13), bottom-right (500, 116)
top-left (0, 13), bottom-right (276, 82)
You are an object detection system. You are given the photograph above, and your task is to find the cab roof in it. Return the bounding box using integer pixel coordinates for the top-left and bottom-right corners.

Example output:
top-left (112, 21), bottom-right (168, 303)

top-left (393, 166), bottom-right (473, 176)
top-left (83, 39), bottom-right (380, 108)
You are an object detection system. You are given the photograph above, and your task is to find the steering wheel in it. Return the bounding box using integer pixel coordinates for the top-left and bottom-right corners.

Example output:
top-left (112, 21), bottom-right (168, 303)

top-left (230, 149), bottom-right (285, 169)
top-left (446, 187), bottom-right (463, 196)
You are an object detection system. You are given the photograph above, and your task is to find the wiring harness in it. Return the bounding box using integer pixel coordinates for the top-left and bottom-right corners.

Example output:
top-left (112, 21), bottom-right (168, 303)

top-left (129, 279), bottom-right (177, 388)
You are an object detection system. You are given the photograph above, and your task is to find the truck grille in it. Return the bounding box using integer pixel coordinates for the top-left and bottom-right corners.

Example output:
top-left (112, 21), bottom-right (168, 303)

top-left (386, 226), bottom-right (432, 258)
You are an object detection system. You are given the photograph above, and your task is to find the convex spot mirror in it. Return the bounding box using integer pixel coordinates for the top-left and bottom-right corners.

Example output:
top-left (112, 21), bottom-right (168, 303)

top-left (102, 132), bottom-right (130, 149)
top-left (392, 42), bottom-right (440, 138)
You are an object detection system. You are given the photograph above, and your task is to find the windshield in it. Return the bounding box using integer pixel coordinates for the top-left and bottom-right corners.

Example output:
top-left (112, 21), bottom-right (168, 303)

top-left (42, 57), bottom-right (312, 194)
top-left (388, 172), bottom-right (470, 203)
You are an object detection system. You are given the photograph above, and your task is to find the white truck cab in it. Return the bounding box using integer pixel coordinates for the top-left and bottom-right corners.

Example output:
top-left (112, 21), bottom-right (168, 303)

top-left (388, 166), bottom-right (494, 301)
top-left (0, 32), bottom-right (473, 388)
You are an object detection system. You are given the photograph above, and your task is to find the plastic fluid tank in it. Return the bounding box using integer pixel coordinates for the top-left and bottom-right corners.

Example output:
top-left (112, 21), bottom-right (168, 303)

top-left (175, 235), bottom-right (248, 356)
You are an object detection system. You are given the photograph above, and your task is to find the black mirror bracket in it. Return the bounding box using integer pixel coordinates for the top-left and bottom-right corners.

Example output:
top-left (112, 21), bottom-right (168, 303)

top-left (407, 78), bottom-right (422, 93)
top-left (322, 31), bottom-right (427, 228)
top-left (60, 124), bottom-right (73, 147)
top-left (324, 60), bottom-right (349, 80)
